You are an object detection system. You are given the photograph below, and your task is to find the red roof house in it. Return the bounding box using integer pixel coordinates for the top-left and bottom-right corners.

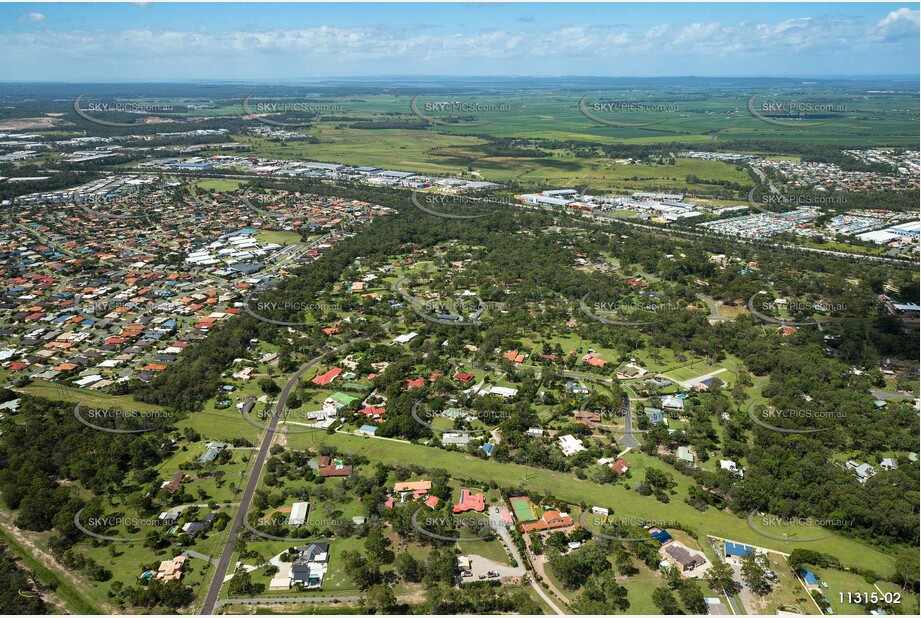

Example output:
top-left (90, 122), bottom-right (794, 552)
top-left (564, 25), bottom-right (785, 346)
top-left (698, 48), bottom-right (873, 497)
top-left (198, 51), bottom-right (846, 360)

top-left (312, 367), bottom-right (342, 385)
top-left (452, 489), bottom-right (486, 514)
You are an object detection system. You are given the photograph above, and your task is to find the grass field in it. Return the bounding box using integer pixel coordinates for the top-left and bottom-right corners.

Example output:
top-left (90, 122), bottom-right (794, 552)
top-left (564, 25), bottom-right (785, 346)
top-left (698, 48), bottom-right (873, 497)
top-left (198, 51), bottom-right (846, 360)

top-left (192, 179), bottom-right (245, 192)
top-left (190, 87), bottom-right (919, 198)
top-left (255, 230), bottom-right (303, 246)
top-left (874, 580), bottom-right (920, 614)
top-left (748, 553), bottom-right (820, 615)
top-left (13, 379), bottom-right (166, 413)
top-left (296, 433), bottom-right (899, 577)
top-left (818, 567), bottom-right (880, 615)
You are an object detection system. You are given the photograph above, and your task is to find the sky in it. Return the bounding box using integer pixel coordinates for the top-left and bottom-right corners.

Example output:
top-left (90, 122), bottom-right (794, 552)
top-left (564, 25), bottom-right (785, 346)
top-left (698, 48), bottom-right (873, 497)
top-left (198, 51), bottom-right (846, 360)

top-left (0, 2), bottom-right (918, 81)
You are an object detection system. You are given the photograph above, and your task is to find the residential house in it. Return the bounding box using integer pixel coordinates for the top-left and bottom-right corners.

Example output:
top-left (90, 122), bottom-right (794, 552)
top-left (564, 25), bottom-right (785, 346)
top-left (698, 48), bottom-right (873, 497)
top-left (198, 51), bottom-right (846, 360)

top-left (290, 543), bottom-right (330, 588)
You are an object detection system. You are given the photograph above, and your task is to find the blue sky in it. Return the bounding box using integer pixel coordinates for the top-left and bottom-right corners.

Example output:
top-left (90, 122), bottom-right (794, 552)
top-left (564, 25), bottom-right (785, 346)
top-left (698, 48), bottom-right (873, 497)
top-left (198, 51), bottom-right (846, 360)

top-left (0, 2), bottom-right (918, 81)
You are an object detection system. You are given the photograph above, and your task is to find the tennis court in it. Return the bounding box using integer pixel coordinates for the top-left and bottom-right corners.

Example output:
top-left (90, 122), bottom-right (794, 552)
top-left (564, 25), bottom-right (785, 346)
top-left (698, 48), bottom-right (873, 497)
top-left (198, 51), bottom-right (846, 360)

top-left (509, 496), bottom-right (537, 522)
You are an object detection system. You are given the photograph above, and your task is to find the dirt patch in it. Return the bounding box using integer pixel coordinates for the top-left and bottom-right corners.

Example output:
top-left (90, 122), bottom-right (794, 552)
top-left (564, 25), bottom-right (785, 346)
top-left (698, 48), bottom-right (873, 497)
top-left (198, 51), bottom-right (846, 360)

top-left (0, 116), bottom-right (69, 130)
top-left (717, 301), bottom-right (749, 319)
top-left (0, 509), bottom-right (114, 613)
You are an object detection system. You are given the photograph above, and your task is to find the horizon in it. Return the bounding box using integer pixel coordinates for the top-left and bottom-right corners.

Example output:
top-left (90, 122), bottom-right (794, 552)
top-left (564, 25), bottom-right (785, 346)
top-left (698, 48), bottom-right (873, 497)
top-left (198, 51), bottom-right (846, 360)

top-left (2, 73), bottom-right (920, 84)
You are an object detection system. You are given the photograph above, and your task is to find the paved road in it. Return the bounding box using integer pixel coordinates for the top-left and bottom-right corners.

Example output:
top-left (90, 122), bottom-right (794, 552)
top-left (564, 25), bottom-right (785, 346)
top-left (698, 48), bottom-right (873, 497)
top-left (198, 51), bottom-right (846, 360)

top-left (871, 390), bottom-right (917, 400)
top-left (182, 549), bottom-right (218, 566)
top-left (617, 391), bottom-right (640, 448)
top-left (695, 292), bottom-right (733, 322)
top-left (215, 595), bottom-right (362, 608)
top-left (200, 342), bottom-right (355, 615)
top-left (489, 507), bottom-right (565, 615)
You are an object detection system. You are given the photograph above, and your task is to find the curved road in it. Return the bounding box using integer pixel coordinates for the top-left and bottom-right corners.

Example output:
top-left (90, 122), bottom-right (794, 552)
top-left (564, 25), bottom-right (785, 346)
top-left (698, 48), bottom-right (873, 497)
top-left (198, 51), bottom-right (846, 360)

top-left (200, 341), bottom-right (356, 615)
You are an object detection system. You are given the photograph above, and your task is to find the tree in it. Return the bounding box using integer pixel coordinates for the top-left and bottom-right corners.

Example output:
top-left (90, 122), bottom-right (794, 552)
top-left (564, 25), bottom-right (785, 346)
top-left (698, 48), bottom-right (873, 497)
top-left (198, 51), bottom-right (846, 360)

top-left (652, 586), bottom-right (682, 614)
top-left (364, 527), bottom-right (395, 564)
top-left (395, 552), bottom-right (422, 583)
top-left (228, 569), bottom-right (256, 596)
top-left (741, 554), bottom-right (770, 595)
top-left (258, 377), bottom-right (281, 396)
top-left (706, 561), bottom-right (736, 592)
top-left (678, 580), bottom-right (707, 614)
top-left (661, 564), bottom-right (683, 589)
top-left (365, 584), bottom-right (398, 613)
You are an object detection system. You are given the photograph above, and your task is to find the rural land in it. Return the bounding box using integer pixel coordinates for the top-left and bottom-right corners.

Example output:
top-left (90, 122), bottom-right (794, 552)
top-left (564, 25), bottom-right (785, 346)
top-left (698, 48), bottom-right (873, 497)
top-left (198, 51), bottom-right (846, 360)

top-left (0, 3), bottom-right (919, 617)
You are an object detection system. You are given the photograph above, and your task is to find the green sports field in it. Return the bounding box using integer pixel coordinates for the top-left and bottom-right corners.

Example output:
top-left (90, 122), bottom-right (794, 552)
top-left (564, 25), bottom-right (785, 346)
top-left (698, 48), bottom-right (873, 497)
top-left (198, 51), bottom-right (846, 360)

top-left (509, 496), bottom-right (537, 522)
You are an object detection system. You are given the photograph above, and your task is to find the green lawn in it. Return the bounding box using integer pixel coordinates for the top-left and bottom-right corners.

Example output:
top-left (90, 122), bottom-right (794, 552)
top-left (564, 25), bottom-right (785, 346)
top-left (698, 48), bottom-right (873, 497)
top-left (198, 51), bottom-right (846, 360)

top-left (192, 179), bottom-right (245, 192)
top-left (255, 230), bottom-right (303, 246)
top-left (818, 567), bottom-right (879, 615)
top-left (749, 553), bottom-right (821, 615)
top-left (299, 433), bottom-right (898, 577)
top-left (13, 379), bottom-right (166, 413)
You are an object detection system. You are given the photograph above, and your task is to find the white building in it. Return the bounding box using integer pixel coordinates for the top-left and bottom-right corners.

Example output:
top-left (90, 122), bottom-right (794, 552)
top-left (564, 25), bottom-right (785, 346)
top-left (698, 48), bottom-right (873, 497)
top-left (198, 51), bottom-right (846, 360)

top-left (290, 501), bottom-right (310, 526)
top-left (392, 332), bottom-right (418, 344)
top-left (558, 434), bottom-right (586, 457)
top-left (486, 385), bottom-right (518, 398)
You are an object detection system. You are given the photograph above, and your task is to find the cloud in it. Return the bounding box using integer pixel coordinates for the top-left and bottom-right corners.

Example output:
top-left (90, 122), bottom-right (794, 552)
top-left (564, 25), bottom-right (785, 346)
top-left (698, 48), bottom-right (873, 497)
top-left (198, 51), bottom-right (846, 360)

top-left (0, 9), bottom-right (915, 79)
top-left (879, 7), bottom-right (920, 28)
top-left (19, 12), bottom-right (46, 23)
top-left (875, 7), bottom-right (920, 42)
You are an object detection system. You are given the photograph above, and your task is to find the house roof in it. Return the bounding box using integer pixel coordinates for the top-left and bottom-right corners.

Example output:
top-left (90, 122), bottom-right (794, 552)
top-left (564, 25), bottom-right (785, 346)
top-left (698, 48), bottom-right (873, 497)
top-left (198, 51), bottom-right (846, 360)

top-left (394, 480), bottom-right (431, 493)
top-left (312, 367), bottom-right (342, 385)
top-left (452, 488), bottom-right (486, 514)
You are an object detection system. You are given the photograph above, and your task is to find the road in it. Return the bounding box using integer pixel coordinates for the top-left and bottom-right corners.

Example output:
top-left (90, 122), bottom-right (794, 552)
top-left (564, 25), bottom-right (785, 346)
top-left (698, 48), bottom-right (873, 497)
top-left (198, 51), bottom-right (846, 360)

top-left (617, 391), bottom-right (640, 448)
top-left (199, 342), bottom-right (355, 615)
top-left (521, 533), bottom-right (570, 613)
top-left (871, 390), bottom-right (917, 400)
top-left (182, 549), bottom-right (218, 566)
top-left (489, 507), bottom-right (566, 615)
top-left (215, 595), bottom-right (362, 608)
top-left (695, 292), bottom-right (733, 322)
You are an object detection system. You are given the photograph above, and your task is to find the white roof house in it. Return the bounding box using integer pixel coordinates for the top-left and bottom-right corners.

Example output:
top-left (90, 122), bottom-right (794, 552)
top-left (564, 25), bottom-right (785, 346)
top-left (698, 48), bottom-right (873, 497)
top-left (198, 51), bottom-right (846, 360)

top-left (487, 385), bottom-right (518, 398)
top-left (290, 501), bottom-right (310, 526)
top-left (392, 332), bottom-right (418, 344)
top-left (719, 460), bottom-right (743, 477)
top-left (662, 395), bottom-right (685, 410)
top-left (558, 434), bottom-right (586, 457)
top-left (441, 432), bottom-right (471, 446)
